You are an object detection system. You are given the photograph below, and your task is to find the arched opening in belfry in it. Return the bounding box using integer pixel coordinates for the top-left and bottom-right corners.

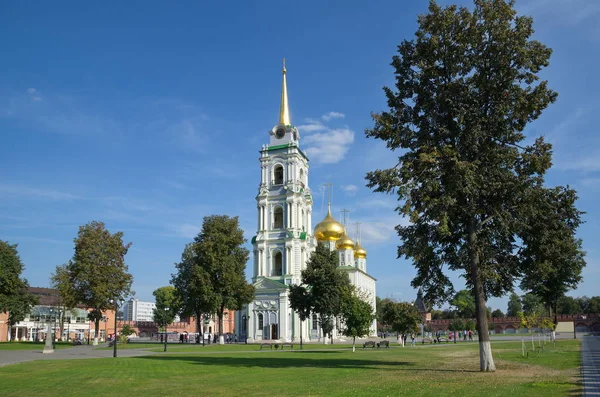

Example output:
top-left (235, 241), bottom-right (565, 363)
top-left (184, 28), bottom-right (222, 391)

top-left (274, 165), bottom-right (284, 185)
top-left (273, 206), bottom-right (284, 229)
top-left (273, 251), bottom-right (283, 276)
top-left (299, 168), bottom-right (304, 186)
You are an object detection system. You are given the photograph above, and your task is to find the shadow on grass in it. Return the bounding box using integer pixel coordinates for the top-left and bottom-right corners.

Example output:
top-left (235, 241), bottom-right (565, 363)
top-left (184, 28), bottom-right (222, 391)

top-left (136, 354), bottom-right (483, 373)
top-left (137, 354), bottom-right (412, 370)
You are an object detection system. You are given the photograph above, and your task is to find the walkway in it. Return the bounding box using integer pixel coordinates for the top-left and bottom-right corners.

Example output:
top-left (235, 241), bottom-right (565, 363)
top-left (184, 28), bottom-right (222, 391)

top-left (582, 335), bottom-right (600, 396)
top-left (0, 344), bottom-right (156, 367)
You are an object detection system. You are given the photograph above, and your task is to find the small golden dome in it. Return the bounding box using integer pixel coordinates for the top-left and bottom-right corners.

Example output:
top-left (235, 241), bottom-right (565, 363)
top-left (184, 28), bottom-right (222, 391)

top-left (336, 232), bottom-right (355, 250)
top-left (314, 208), bottom-right (344, 242)
top-left (354, 241), bottom-right (367, 258)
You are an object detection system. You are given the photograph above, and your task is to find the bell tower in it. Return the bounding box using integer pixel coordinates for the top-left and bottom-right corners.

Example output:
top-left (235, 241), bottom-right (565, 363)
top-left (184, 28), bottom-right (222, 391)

top-left (253, 60), bottom-right (314, 286)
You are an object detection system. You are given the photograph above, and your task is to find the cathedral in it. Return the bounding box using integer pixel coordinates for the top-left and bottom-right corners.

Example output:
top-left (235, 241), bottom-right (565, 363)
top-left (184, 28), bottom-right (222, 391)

top-left (235, 62), bottom-right (377, 343)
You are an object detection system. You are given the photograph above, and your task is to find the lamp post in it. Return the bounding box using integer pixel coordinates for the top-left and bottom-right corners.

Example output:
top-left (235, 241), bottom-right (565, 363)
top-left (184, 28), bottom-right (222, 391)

top-left (163, 307), bottom-right (170, 352)
top-left (109, 299), bottom-right (118, 358)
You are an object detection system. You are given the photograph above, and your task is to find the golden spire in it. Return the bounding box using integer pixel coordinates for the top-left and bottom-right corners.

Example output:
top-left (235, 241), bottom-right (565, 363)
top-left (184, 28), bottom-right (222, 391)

top-left (279, 58), bottom-right (291, 126)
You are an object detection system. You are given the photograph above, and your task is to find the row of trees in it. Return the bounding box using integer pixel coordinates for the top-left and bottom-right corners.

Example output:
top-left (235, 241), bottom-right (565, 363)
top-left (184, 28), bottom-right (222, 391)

top-left (365, 0), bottom-right (586, 371)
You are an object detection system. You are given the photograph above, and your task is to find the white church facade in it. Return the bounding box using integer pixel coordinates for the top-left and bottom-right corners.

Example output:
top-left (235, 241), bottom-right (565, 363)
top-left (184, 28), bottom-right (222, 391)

top-left (235, 62), bottom-right (377, 342)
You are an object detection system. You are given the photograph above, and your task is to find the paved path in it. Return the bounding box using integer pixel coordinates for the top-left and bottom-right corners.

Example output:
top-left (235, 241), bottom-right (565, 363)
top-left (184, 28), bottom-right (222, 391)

top-left (582, 335), bottom-right (600, 396)
top-left (0, 344), bottom-right (157, 368)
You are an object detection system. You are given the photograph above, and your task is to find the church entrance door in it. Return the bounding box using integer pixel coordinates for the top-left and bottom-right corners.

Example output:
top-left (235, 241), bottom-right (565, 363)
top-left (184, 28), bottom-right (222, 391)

top-left (271, 324), bottom-right (278, 340)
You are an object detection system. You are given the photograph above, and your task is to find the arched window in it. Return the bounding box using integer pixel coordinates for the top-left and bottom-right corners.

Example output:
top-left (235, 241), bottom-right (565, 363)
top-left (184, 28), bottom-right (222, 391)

top-left (273, 251), bottom-right (283, 276)
top-left (301, 209), bottom-right (305, 231)
top-left (312, 314), bottom-right (318, 330)
top-left (274, 165), bottom-right (284, 185)
top-left (299, 168), bottom-right (304, 186)
top-left (273, 206), bottom-right (283, 229)
top-left (258, 313), bottom-right (264, 330)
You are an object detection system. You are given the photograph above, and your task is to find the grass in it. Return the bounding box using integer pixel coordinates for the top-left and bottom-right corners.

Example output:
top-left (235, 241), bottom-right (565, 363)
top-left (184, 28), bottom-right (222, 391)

top-left (0, 341), bottom-right (72, 350)
top-left (0, 340), bottom-right (581, 396)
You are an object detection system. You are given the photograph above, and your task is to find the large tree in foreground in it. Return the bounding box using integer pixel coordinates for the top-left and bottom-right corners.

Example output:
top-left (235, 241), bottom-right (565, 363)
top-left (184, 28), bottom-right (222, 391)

top-left (366, 0), bottom-right (566, 371)
top-left (0, 240), bottom-right (38, 338)
top-left (63, 221), bottom-right (133, 345)
top-left (172, 215), bottom-right (254, 345)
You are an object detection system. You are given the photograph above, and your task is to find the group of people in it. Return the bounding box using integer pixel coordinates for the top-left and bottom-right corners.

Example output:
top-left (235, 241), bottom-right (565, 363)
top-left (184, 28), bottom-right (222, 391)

top-left (448, 330), bottom-right (474, 341)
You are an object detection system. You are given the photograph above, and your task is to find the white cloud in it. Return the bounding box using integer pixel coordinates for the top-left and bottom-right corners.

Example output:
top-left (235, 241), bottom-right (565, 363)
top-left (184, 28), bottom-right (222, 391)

top-left (303, 128), bottom-right (354, 164)
top-left (341, 184), bottom-right (358, 196)
top-left (297, 122), bottom-right (327, 133)
top-left (27, 88), bottom-right (36, 94)
top-left (322, 111), bottom-right (345, 121)
top-left (174, 223), bottom-right (201, 239)
top-left (0, 184), bottom-right (82, 201)
top-left (518, 0), bottom-right (600, 25)
top-left (559, 153), bottom-right (600, 172)
top-left (358, 215), bottom-right (409, 245)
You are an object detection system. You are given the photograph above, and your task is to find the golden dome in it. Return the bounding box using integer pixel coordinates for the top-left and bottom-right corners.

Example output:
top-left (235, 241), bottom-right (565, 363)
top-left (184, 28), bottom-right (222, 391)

top-left (314, 208), bottom-right (344, 242)
top-left (336, 232), bottom-right (355, 250)
top-left (354, 241), bottom-right (367, 258)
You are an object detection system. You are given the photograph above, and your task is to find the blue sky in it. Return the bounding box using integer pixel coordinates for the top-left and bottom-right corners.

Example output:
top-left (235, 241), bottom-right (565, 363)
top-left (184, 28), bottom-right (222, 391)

top-left (1, 0), bottom-right (599, 312)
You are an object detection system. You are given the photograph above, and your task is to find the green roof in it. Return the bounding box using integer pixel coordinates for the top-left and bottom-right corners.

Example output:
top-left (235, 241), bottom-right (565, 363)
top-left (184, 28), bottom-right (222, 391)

top-left (251, 236), bottom-right (256, 244)
top-left (300, 232), bottom-right (307, 240)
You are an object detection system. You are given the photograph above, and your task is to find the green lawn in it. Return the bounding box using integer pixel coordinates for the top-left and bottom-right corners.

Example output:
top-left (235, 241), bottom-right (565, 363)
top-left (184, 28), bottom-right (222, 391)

top-left (0, 341), bottom-right (72, 350)
top-left (0, 340), bottom-right (581, 396)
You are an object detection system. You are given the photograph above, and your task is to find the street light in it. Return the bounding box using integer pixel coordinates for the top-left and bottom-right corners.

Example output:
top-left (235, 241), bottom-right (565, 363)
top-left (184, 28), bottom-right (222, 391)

top-left (109, 299), bottom-right (119, 358)
top-left (163, 307), bottom-right (170, 352)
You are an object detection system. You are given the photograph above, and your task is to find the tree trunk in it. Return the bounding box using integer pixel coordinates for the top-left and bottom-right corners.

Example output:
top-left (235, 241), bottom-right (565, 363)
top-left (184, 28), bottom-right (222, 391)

top-left (468, 218), bottom-right (496, 372)
top-left (93, 318), bottom-right (99, 346)
top-left (218, 305), bottom-right (225, 345)
top-left (195, 312), bottom-right (201, 344)
top-left (353, 336), bottom-right (356, 352)
top-left (300, 320), bottom-right (303, 350)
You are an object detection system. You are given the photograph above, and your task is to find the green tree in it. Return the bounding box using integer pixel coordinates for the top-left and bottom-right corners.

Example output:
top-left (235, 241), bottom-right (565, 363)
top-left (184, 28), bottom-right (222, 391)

top-left (381, 301), bottom-right (421, 346)
top-left (579, 296), bottom-right (600, 314)
top-left (288, 285), bottom-right (312, 349)
top-left (0, 240), bottom-right (38, 336)
top-left (376, 296), bottom-right (395, 332)
top-left (450, 290), bottom-right (476, 318)
top-left (119, 324), bottom-right (135, 343)
top-left (519, 186), bottom-right (585, 325)
top-left (521, 293), bottom-right (545, 317)
top-left (340, 291), bottom-right (376, 352)
top-left (172, 215), bottom-right (254, 345)
top-left (365, 0), bottom-right (557, 371)
top-left (153, 286), bottom-right (180, 328)
top-left (62, 221), bottom-right (133, 345)
top-left (171, 243), bottom-right (210, 342)
top-left (506, 292), bottom-right (522, 317)
top-left (491, 309), bottom-right (504, 318)
top-left (290, 244), bottom-right (351, 344)
top-left (556, 296), bottom-right (582, 315)
top-left (51, 263), bottom-right (78, 341)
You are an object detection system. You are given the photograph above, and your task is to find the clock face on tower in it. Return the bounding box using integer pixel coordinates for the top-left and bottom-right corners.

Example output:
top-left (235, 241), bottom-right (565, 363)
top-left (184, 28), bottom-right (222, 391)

top-left (275, 127), bottom-right (286, 139)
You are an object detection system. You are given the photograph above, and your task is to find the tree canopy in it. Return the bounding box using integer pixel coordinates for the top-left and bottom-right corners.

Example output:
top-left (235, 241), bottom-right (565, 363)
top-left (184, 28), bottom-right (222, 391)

top-left (381, 301), bottom-right (421, 337)
top-left (506, 292), bottom-right (522, 317)
top-left (340, 292), bottom-right (376, 351)
top-left (364, 0), bottom-right (577, 371)
top-left (60, 221), bottom-right (133, 342)
top-left (450, 290), bottom-right (476, 318)
top-left (519, 186), bottom-right (585, 323)
top-left (171, 215), bottom-right (254, 344)
top-left (153, 286), bottom-right (180, 328)
top-left (289, 243), bottom-right (352, 342)
top-left (0, 240), bottom-right (38, 327)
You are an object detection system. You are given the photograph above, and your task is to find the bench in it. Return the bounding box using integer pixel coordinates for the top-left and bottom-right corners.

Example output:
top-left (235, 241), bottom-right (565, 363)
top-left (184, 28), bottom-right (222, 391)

top-left (259, 343), bottom-right (273, 350)
top-left (363, 341), bottom-right (376, 349)
top-left (276, 343), bottom-right (293, 350)
top-left (377, 340), bottom-right (389, 348)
